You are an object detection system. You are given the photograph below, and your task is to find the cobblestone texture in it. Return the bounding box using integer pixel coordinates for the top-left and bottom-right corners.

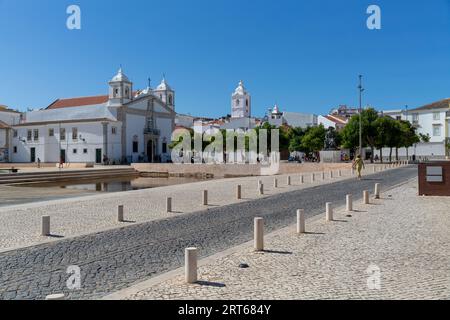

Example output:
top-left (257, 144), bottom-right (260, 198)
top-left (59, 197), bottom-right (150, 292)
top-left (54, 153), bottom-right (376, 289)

top-left (0, 166), bottom-right (377, 251)
top-left (125, 177), bottom-right (450, 300)
top-left (0, 166), bottom-right (416, 300)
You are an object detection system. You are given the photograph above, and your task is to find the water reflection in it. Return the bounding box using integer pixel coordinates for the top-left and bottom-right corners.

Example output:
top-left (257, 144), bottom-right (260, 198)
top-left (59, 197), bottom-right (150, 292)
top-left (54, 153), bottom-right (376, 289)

top-left (24, 177), bottom-right (211, 193)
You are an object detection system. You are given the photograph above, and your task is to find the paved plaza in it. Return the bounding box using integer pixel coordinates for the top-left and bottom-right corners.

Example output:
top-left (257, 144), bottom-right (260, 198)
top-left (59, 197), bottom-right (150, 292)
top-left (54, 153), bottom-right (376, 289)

top-left (0, 166), bottom-right (371, 251)
top-left (110, 177), bottom-right (450, 300)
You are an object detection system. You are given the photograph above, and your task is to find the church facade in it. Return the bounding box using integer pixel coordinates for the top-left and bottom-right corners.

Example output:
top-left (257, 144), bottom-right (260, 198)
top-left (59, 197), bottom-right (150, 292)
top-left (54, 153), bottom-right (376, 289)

top-left (9, 69), bottom-right (176, 164)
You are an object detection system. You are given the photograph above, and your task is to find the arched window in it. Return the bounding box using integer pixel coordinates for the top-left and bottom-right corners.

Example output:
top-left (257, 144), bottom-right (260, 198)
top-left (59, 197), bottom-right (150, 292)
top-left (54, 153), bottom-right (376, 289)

top-left (246, 99), bottom-right (249, 107)
top-left (235, 99), bottom-right (240, 107)
top-left (168, 95), bottom-right (173, 105)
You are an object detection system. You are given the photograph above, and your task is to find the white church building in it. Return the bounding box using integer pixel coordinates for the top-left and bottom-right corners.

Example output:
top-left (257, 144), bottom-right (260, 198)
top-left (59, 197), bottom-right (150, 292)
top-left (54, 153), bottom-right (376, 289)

top-left (9, 69), bottom-right (176, 164)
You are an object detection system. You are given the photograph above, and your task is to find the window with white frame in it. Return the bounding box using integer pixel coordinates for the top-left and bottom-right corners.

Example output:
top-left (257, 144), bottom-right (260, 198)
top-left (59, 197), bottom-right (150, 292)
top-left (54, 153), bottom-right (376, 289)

top-left (13, 130), bottom-right (17, 138)
top-left (412, 113), bottom-right (419, 122)
top-left (33, 129), bottom-right (39, 141)
top-left (433, 112), bottom-right (440, 121)
top-left (60, 128), bottom-right (66, 141)
top-left (27, 130), bottom-right (32, 141)
top-left (112, 127), bottom-right (117, 135)
top-left (433, 125), bottom-right (441, 136)
top-left (49, 128), bottom-right (54, 137)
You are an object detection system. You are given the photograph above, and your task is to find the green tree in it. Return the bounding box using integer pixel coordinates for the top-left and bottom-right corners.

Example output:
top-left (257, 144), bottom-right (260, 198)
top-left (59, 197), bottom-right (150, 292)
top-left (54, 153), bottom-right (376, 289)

top-left (300, 124), bottom-right (326, 158)
top-left (341, 108), bottom-right (379, 162)
top-left (374, 116), bottom-right (395, 163)
top-left (399, 120), bottom-right (420, 160)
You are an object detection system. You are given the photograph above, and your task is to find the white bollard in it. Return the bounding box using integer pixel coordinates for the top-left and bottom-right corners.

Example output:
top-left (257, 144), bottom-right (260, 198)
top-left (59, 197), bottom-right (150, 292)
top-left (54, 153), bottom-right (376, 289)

top-left (287, 176), bottom-right (291, 186)
top-left (185, 247), bottom-right (198, 284)
top-left (326, 203), bottom-right (333, 222)
top-left (236, 185), bottom-right (242, 200)
top-left (42, 216), bottom-right (50, 236)
top-left (274, 178), bottom-right (278, 188)
top-left (321, 172), bottom-right (325, 180)
top-left (202, 190), bottom-right (208, 206)
top-left (346, 194), bottom-right (353, 212)
top-left (338, 170), bottom-right (342, 177)
top-left (330, 171), bottom-right (334, 179)
top-left (363, 190), bottom-right (370, 204)
top-left (297, 209), bottom-right (305, 234)
top-left (254, 217), bottom-right (264, 251)
top-left (374, 183), bottom-right (381, 199)
top-left (118, 205), bottom-right (124, 222)
top-left (166, 197), bottom-right (172, 213)
top-left (257, 180), bottom-right (262, 191)
top-left (259, 183), bottom-right (264, 195)
top-left (300, 175), bottom-right (304, 184)
top-left (45, 294), bottom-right (65, 300)
top-left (311, 173), bottom-right (315, 182)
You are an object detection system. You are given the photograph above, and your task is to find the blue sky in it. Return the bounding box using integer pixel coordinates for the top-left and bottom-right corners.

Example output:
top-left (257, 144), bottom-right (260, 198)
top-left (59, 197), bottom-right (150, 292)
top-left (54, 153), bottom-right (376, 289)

top-left (0, 0), bottom-right (449, 117)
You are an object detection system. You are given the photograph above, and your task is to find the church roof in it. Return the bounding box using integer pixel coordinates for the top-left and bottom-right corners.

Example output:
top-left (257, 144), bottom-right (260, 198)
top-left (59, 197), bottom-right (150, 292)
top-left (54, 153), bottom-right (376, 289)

top-left (47, 95), bottom-right (109, 109)
top-left (233, 80), bottom-right (247, 96)
top-left (155, 78), bottom-right (172, 91)
top-left (0, 120), bottom-right (10, 129)
top-left (110, 68), bottom-right (131, 83)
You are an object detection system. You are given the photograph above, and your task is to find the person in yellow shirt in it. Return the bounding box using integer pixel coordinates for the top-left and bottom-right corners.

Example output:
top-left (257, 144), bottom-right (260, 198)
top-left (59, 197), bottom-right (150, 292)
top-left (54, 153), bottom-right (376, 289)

top-left (352, 155), bottom-right (365, 180)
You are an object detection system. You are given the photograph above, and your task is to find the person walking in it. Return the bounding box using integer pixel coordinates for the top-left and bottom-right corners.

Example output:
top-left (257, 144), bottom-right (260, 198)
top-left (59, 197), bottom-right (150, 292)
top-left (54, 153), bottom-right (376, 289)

top-left (353, 155), bottom-right (365, 180)
top-left (37, 158), bottom-right (41, 168)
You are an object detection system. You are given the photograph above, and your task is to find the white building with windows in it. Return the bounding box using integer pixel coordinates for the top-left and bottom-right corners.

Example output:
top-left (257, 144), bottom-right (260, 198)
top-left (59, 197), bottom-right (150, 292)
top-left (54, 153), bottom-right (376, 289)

top-left (378, 98), bottom-right (450, 159)
top-left (0, 106), bottom-right (21, 162)
top-left (9, 69), bottom-right (176, 164)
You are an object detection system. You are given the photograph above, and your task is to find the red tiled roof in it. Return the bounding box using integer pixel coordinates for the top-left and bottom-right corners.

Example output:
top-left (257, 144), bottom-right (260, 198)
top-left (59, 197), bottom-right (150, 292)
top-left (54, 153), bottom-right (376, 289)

top-left (46, 95), bottom-right (109, 109)
top-left (0, 120), bottom-right (10, 129)
top-left (410, 98), bottom-right (450, 112)
top-left (324, 115), bottom-right (347, 125)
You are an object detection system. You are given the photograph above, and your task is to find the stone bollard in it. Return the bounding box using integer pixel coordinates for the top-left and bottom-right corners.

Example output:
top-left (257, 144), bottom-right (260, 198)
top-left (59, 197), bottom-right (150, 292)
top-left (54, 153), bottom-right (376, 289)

top-left (300, 175), bottom-right (304, 184)
top-left (363, 190), bottom-right (370, 204)
top-left (42, 216), bottom-right (50, 236)
top-left (257, 180), bottom-right (262, 191)
top-left (254, 217), bottom-right (264, 251)
top-left (322, 172), bottom-right (325, 180)
top-left (297, 209), bottom-right (305, 234)
top-left (326, 203), bottom-right (333, 222)
top-left (45, 294), bottom-right (65, 300)
top-left (118, 205), bottom-right (124, 222)
top-left (259, 183), bottom-right (264, 195)
top-left (166, 197), bottom-right (172, 213)
top-left (338, 170), bottom-right (342, 177)
top-left (236, 185), bottom-right (242, 200)
top-left (287, 176), bottom-right (291, 186)
top-left (274, 178), bottom-right (278, 188)
top-left (202, 190), bottom-right (208, 206)
top-left (374, 183), bottom-right (381, 199)
top-left (346, 194), bottom-right (353, 212)
top-left (185, 247), bottom-right (198, 284)
top-left (311, 173), bottom-right (315, 182)
top-left (330, 171), bottom-right (334, 179)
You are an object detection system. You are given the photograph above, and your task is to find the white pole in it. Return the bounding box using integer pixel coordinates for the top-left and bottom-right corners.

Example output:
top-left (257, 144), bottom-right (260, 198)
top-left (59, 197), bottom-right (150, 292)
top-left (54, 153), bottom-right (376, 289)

top-left (297, 209), bottom-right (305, 234)
top-left (326, 202), bottom-right (333, 222)
top-left (185, 247), bottom-right (198, 284)
top-left (254, 217), bottom-right (264, 251)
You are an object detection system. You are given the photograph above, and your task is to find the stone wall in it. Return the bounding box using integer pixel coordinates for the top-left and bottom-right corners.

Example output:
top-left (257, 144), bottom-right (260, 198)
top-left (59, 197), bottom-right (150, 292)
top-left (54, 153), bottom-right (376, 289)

top-left (132, 162), bottom-right (353, 178)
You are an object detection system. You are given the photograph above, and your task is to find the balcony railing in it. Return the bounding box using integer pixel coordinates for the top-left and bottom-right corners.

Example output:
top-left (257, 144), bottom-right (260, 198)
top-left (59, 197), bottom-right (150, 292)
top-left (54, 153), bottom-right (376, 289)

top-left (144, 128), bottom-right (160, 136)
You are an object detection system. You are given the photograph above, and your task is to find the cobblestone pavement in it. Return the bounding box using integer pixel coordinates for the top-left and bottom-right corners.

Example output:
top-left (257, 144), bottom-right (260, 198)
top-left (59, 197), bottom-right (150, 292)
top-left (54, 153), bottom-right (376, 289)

top-left (0, 166), bottom-right (369, 251)
top-left (122, 177), bottom-right (450, 300)
top-left (0, 166), bottom-right (416, 300)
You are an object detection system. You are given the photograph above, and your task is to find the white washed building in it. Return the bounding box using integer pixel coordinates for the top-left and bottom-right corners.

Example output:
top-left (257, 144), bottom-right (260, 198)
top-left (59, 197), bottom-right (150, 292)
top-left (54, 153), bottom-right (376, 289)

top-left (377, 98), bottom-right (450, 159)
top-left (9, 69), bottom-right (176, 164)
top-left (0, 106), bottom-right (21, 162)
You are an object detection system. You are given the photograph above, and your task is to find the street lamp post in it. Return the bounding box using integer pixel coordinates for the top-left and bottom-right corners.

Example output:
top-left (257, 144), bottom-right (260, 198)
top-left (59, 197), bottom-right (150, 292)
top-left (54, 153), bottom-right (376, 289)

top-left (358, 75), bottom-right (364, 158)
